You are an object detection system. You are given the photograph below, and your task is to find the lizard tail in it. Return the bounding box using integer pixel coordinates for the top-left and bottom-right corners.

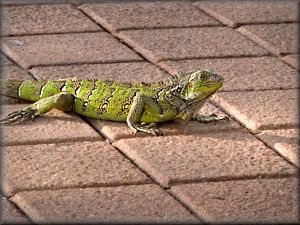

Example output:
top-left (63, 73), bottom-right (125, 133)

top-left (0, 79), bottom-right (24, 99)
top-left (0, 79), bottom-right (63, 102)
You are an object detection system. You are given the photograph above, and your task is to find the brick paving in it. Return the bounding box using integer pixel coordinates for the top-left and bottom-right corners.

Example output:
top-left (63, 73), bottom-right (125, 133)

top-left (0, 0), bottom-right (298, 223)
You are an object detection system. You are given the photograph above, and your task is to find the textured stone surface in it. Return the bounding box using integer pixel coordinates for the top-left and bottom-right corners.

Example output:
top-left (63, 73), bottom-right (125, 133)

top-left (194, 0), bottom-right (298, 28)
top-left (3, 141), bottom-right (151, 196)
top-left (1, 65), bottom-right (32, 80)
top-left (79, 1), bottom-right (220, 32)
top-left (1, 32), bottom-right (142, 68)
top-left (30, 61), bottom-right (169, 82)
top-left (89, 102), bottom-right (241, 141)
top-left (281, 54), bottom-right (299, 70)
top-left (1, 104), bottom-right (101, 146)
top-left (171, 177), bottom-right (298, 223)
top-left (2, 0), bottom-right (63, 4)
top-left (113, 132), bottom-right (295, 187)
top-left (238, 23), bottom-right (298, 56)
top-left (1, 197), bottom-right (31, 224)
top-left (212, 89), bottom-right (298, 132)
top-left (119, 27), bottom-right (269, 62)
top-left (1, 53), bottom-right (13, 65)
top-left (160, 56), bottom-right (298, 91)
top-left (258, 129), bottom-right (299, 167)
top-left (11, 185), bottom-right (198, 223)
top-left (2, 4), bottom-right (101, 36)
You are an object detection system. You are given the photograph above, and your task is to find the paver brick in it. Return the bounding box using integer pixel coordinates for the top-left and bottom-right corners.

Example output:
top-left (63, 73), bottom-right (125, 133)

top-left (89, 102), bottom-right (241, 141)
top-left (1, 32), bottom-right (142, 68)
top-left (160, 56), bottom-right (298, 91)
top-left (171, 177), bottom-right (298, 223)
top-left (1, 65), bottom-right (32, 80)
top-left (238, 23), bottom-right (298, 56)
top-left (1, 197), bottom-right (31, 224)
top-left (11, 184), bottom-right (198, 223)
top-left (3, 141), bottom-right (151, 196)
top-left (29, 61), bottom-right (169, 82)
top-left (79, 1), bottom-right (221, 32)
top-left (118, 27), bottom-right (269, 62)
top-left (2, 4), bottom-right (101, 36)
top-left (1, 104), bottom-right (101, 146)
top-left (281, 54), bottom-right (299, 70)
top-left (194, 0), bottom-right (299, 28)
top-left (258, 129), bottom-right (299, 167)
top-left (113, 131), bottom-right (295, 187)
top-left (212, 89), bottom-right (298, 132)
top-left (1, 53), bottom-right (13, 65)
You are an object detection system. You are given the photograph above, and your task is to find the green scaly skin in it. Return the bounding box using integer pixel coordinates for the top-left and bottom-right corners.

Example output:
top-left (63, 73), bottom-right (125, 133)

top-left (0, 69), bottom-right (229, 136)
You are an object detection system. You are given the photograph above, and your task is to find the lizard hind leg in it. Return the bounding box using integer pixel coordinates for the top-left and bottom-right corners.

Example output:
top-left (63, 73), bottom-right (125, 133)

top-left (0, 92), bottom-right (74, 125)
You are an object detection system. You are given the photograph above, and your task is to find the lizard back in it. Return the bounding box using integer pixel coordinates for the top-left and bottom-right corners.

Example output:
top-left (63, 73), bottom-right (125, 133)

top-left (0, 79), bottom-right (166, 121)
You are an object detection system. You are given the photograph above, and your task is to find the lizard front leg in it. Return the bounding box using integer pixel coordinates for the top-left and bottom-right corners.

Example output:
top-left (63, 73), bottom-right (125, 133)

top-left (127, 93), bottom-right (163, 136)
top-left (0, 93), bottom-right (74, 124)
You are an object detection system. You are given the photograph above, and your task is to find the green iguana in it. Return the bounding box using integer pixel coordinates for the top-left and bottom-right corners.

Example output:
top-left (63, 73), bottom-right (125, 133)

top-left (0, 69), bottom-right (228, 136)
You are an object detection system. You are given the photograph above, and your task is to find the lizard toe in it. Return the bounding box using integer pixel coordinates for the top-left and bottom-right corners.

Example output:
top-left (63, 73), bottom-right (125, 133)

top-left (0, 108), bottom-right (36, 125)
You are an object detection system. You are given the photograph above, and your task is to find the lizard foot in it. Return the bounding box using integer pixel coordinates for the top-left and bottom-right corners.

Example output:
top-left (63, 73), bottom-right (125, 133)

top-left (140, 122), bottom-right (158, 129)
top-left (195, 114), bottom-right (230, 123)
top-left (129, 123), bottom-right (162, 136)
top-left (0, 108), bottom-right (36, 125)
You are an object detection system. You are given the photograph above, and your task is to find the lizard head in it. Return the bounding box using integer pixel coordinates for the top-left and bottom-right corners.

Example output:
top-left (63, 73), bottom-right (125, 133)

top-left (180, 69), bottom-right (223, 101)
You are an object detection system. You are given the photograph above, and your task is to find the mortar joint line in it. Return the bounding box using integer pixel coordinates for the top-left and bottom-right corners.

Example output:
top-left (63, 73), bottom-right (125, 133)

top-left (76, 6), bottom-right (175, 76)
top-left (111, 145), bottom-right (205, 222)
top-left (194, 4), bottom-right (297, 70)
top-left (209, 100), bottom-right (299, 168)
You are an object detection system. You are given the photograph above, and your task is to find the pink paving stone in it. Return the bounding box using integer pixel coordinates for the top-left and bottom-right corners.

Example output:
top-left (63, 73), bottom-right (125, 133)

top-left (171, 177), bottom-right (298, 223)
top-left (1, 32), bottom-right (142, 68)
top-left (2, 4), bottom-right (101, 36)
top-left (281, 54), bottom-right (299, 70)
top-left (238, 23), bottom-right (298, 56)
top-left (79, 1), bottom-right (220, 32)
top-left (89, 102), bottom-right (241, 142)
top-left (11, 184), bottom-right (198, 223)
top-left (29, 61), bottom-right (169, 82)
top-left (1, 65), bottom-right (32, 80)
top-left (1, 53), bottom-right (13, 65)
top-left (159, 56), bottom-right (298, 91)
top-left (118, 27), bottom-right (269, 62)
top-left (1, 197), bottom-right (31, 224)
top-left (2, 141), bottom-right (151, 196)
top-left (1, 104), bottom-right (101, 146)
top-left (0, 94), bottom-right (28, 105)
top-left (113, 131), bottom-right (295, 187)
top-left (212, 89), bottom-right (298, 132)
top-left (258, 129), bottom-right (299, 167)
top-left (194, 0), bottom-right (298, 28)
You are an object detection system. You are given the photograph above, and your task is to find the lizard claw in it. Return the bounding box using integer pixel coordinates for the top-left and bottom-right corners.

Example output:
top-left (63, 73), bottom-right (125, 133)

top-left (223, 116), bottom-right (230, 123)
top-left (152, 129), bottom-right (163, 136)
top-left (142, 123), bottom-right (163, 136)
top-left (128, 123), bottom-right (163, 136)
top-left (142, 122), bottom-right (158, 129)
top-left (130, 128), bottom-right (138, 136)
top-left (218, 115), bottom-right (230, 123)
